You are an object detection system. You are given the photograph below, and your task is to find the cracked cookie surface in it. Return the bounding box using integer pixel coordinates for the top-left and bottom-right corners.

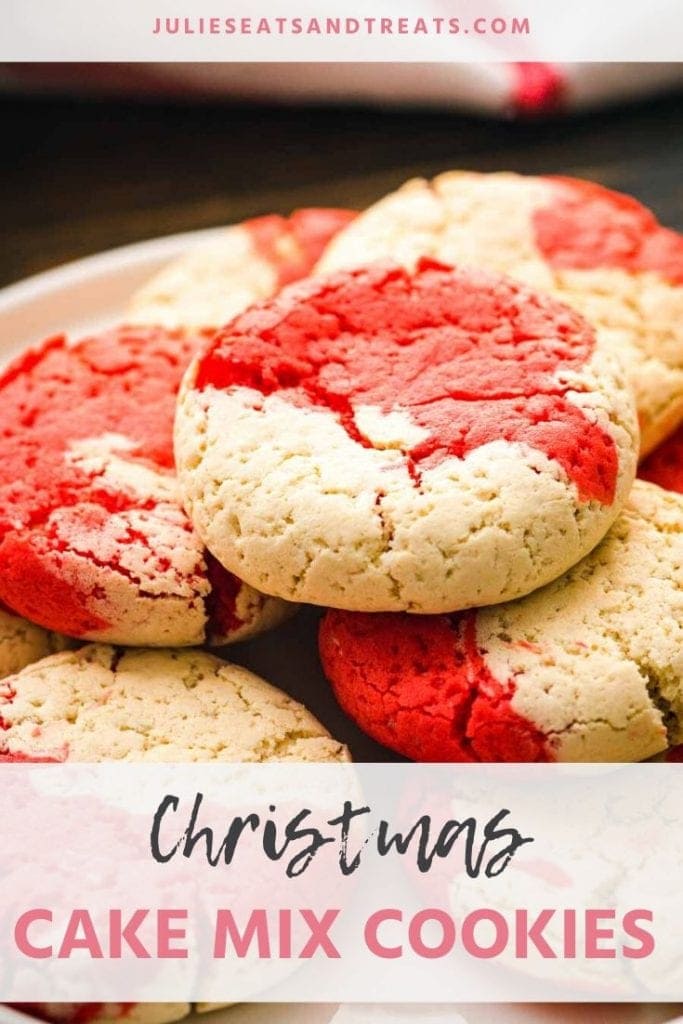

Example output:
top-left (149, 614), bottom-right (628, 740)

top-left (0, 606), bottom-right (69, 681)
top-left (176, 260), bottom-right (637, 613)
top-left (129, 207), bottom-right (356, 330)
top-left (0, 644), bottom-right (350, 763)
top-left (319, 480), bottom-right (683, 762)
top-left (317, 171), bottom-right (683, 457)
top-left (0, 326), bottom-right (291, 645)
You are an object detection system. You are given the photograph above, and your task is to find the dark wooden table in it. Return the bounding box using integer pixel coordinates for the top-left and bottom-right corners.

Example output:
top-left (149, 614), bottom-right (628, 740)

top-left (3, 89), bottom-right (683, 760)
top-left (4, 89), bottom-right (683, 287)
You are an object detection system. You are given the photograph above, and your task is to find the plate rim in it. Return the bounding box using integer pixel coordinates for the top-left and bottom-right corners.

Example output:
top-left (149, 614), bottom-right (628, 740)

top-left (0, 225), bottom-right (231, 313)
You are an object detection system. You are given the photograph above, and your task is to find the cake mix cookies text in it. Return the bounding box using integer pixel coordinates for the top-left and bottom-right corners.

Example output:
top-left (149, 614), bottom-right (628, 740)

top-left (12, 906), bottom-right (655, 961)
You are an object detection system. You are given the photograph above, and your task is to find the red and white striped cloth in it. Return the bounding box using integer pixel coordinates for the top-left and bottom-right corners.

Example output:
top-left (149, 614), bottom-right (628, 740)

top-left (1, 62), bottom-right (682, 115)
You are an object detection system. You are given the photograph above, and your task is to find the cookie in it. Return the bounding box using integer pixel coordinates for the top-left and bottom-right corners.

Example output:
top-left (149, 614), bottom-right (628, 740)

top-left (129, 208), bottom-right (356, 330)
top-left (0, 606), bottom-right (69, 681)
top-left (319, 480), bottom-right (683, 763)
top-left (317, 171), bottom-right (683, 457)
top-left (11, 1009), bottom-right (233, 1024)
top-left (640, 423), bottom-right (683, 494)
top-left (11, 1007), bottom-right (192, 1024)
top-left (176, 259), bottom-right (637, 613)
top-left (0, 644), bottom-right (350, 763)
top-left (0, 326), bottom-right (291, 646)
top-left (2, 644), bottom-right (341, 1023)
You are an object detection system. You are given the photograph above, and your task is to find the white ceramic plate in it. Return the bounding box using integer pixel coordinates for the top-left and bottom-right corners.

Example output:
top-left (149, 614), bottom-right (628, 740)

top-left (0, 233), bottom-right (681, 1024)
top-left (0, 227), bottom-right (228, 356)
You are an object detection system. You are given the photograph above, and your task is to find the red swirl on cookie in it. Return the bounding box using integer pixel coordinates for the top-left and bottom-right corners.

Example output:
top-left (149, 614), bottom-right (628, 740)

top-left (195, 259), bottom-right (618, 503)
top-left (0, 327), bottom-right (286, 645)
top-left (245, 208), bottom-right (357, 287)
top-left (639, 425), bottom-right (683, 494)
top-left (319, 610), bottom-right (550, 762)
top-left (535, 177), bottom-right (683, 284)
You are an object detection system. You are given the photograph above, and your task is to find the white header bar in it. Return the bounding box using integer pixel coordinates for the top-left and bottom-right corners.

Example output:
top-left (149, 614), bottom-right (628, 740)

top-left (3, 0), bottom-right (683, 61)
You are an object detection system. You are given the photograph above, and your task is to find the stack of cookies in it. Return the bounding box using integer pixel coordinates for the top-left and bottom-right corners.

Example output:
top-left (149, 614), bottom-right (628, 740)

top-left (0, 210), bottom-right (352, 776)
top-left (1, 178), bottom-right (683, 769)
top-left (2, 174), bottom-right (683, 1024)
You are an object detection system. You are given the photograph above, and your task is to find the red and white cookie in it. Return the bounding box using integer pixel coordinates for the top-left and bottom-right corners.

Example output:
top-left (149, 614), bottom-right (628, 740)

top-left (317, 171), bottom-right (683, 457)
top-left (0, 326), bottom-right (291, 646)
top-left (175, 260), bottom-right (637, 613)
top-left (13, 1003), bottom-right (232, 1024)
top-left (0, 607), bottom-right (69, 680)
top-left (0, 643), bottom-right (350, 763)
top-left (129, 208), bottom-right (356, 330)
top-left (11, 1007), bottom-right (193, 1024)
top-left (640, 423), bottom-right (683, 495)
top-left (319, 480), bottom-right (683, 763)
top-left (13, 1001), bottom-right (233, 1022)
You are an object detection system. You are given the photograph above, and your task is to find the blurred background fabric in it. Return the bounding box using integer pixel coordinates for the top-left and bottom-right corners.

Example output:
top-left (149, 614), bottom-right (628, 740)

top-left (2, 62), bottom-right (683, 115)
